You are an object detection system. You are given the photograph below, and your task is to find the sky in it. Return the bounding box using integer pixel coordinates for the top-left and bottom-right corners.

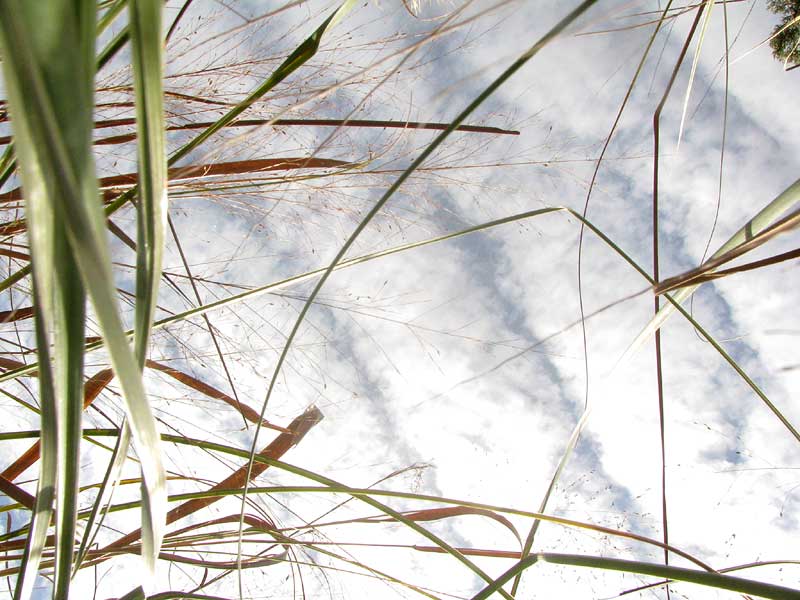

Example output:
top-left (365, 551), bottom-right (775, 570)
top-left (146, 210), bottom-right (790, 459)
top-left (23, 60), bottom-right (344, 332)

top-left (1, 1), bottom-right (799, 599)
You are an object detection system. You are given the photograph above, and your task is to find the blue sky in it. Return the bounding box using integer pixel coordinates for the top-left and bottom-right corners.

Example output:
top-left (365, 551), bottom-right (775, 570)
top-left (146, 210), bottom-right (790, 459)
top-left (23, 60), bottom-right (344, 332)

top-left (1, 1), bottom-right (799, 598)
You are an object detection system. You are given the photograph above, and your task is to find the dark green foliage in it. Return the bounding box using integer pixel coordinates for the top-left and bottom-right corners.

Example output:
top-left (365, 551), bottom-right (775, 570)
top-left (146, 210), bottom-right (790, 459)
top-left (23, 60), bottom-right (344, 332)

top-left (768, 0), bottom-right (800, 66)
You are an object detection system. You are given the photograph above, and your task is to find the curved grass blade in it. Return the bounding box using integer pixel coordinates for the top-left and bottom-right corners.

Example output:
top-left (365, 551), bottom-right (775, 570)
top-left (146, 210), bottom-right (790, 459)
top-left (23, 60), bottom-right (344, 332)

top-left (471, 553), bottom-right (800, 600)
top-left (525, 3), bottom-right (676, 593)
top-left (0, 199), bottom-right (790, 454)
top-left (108, 0), bottom-right (170, 579)
top-left (618, 176), bottom-right (800, 416)
top-left (237, 4), bottom-right (601, 578)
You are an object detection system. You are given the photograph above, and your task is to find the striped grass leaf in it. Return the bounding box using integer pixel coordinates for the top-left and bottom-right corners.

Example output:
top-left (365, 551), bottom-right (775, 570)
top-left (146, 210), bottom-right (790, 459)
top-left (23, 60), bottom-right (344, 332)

top-left (79, 0), bottom-right (171, 581)
top-left (0, 0), bottom-right (166, 594)
top-left (0, 2), bottom-right (94, 598)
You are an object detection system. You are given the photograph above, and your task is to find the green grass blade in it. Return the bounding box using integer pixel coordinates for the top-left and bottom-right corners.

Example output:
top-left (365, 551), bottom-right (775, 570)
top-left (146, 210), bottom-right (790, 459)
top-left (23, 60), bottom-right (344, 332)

top-left (51, 240), bottom-right (85, 599)
top-left (11, 300), bottom-right (57, 600)
top-left (618, 175), bottom-right (800, 386)
top-left (0, 3), bottom-right (93, 597)
top-left (127, 0), bottom-right (169, 575)
top-left (129, 0), bottom-right (166, 372)
top-left (73, 425), bottom-right (131, 575)
top-left (237, 1), bottom-right (598, 594)
top-left (676, 0), bottom-right (715, 149)
top-left (0, 0), bottom-right (167, 589)
top-left (97, 0), bottom-right (128, 36)
top-left (471, 553), bottom-right (800, 600)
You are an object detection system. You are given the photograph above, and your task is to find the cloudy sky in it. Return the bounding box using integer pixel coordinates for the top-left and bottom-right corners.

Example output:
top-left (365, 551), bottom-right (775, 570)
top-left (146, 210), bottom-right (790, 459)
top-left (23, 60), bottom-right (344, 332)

top-left (2, 1), bottom-right (799, 599)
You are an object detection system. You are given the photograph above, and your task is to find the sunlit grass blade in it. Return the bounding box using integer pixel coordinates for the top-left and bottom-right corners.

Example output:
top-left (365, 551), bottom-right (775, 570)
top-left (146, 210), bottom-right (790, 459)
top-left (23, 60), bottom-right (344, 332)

top-left (656, 245), bottom-right (800, 291)
top-left (654, 204), bottom-right (800, 294)
top-left (129, 0), bottom-right (168, 370)
top-left (0, 2), bottom-right (94, 597)
top-left (471, 553), bottom-right (800, 600)
top-left (676, 0), bottom-right (714, 149)
top-left (618, 175), bottom-right (800, 376)
top-left (124, 0), bottom-right (169, 577)
top-left (73, 425), bottom-right (131, 577)
top-left (0, 0), bottom-right (167, 592)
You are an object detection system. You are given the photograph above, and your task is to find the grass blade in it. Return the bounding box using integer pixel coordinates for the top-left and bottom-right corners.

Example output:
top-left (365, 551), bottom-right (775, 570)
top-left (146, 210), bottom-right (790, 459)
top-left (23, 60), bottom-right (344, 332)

top-left (618, 176), bottom-right (800, 380)
top-left (123, 0), bottom-right (170, 577)
top-left (472, 553), bottom-right (800, 600)
top-left (0, 0), bottom-right (167, 590)
top-left (0, 3), bottom-right (93, 597)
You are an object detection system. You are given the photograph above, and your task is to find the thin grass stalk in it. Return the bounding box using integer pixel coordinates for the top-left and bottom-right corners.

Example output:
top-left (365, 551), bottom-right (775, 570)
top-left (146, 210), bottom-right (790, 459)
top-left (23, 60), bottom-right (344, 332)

top-left (650, 6), bottom-right (708, 593)
top-left (518, 3), bottom-right (675, 594)
top-left (237, 3), bottom-right (600, 597)
top-left (165, 216), bottom-right (246, 428)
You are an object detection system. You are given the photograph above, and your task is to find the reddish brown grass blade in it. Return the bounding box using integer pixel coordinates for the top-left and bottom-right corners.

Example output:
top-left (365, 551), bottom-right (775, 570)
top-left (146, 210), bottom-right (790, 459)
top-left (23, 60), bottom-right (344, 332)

top-left (0, 158), bottom-right (354, 202)
top-left (373, 506), bottom-right (522, 546)
top-left (0, 246), bottom-right (29, 261)
top-left (85, 117), bottom-right (520, 146)
top-left (99, 405), bottom-right (323, 553)
top-left (0, 306), bottom-right (34, 324)
top-left (145, 359), bottom-right (290, 433)
top-left (1, 369), bottom-right (114, 481)
top-left (0, 356), bottom-right (32, 373)
top-left (1, 117), bottom-right (519, 146)
top-left (0, 474), bottom-right (35, 509)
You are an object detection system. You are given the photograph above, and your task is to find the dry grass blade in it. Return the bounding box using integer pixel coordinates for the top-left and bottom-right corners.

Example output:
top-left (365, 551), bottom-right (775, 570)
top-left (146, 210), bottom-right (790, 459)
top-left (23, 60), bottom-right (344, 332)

top-left (0, 158), bottom-right (355, 203)
top-left (654, 204), bottom-right (800, 295)
top-left (97, 405), bottom-right (322, 558)
top-left (82, 117), bottom-right (519, 146)
top-left (370, 506), bottom-right (522, 547)
top-left (618, 176), bottom-right (800, 402)
top-left (0, 475), bottom-right (35, 510)
top-left (145, 360), bottom-right (290, 432)
top-left (1, 368), bottom-right (113, 482)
